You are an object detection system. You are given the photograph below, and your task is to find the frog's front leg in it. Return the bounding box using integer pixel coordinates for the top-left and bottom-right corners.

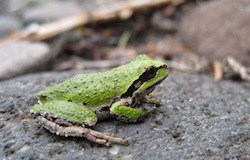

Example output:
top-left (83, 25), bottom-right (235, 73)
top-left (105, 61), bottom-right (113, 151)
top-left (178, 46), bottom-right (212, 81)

top-left (36, 116), bottom-right (128, 146)
top-left (110, 98), bottom-right (147, 123)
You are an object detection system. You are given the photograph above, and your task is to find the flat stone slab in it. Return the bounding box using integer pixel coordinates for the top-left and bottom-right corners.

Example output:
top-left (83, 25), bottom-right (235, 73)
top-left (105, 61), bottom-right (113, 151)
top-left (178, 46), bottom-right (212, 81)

top-left (0, 71), bottom-right (249, 159)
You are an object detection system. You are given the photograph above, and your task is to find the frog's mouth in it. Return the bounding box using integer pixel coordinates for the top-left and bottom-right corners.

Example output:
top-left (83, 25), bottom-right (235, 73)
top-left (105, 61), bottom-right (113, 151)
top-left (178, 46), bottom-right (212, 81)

top-left (121, 64), bottom-right (169, 99)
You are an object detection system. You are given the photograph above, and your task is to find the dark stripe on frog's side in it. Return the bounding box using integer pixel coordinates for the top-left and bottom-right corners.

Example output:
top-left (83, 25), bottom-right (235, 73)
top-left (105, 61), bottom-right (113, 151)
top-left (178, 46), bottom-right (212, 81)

top-left (121, 65), bottom-right (168, 98)
top-left (131, 75), bottom-right (167, 107)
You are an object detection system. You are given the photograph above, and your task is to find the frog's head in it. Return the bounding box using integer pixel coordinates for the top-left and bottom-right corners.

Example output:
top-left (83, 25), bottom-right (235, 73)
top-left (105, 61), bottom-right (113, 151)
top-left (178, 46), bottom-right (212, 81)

top-left (135, 55), bottom-right (169, 92)
top-left (122, 54), bottom-right (169, 98)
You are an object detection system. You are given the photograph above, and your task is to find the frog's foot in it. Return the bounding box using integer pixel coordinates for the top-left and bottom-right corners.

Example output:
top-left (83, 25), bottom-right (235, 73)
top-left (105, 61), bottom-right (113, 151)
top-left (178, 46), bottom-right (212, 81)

top-left (147, 93), bottom-right (156, 99)
top-left (143, 93), bottom-right (160, 105)
top-left (143, 99), bottom-right (160, 105)
top-left (36, 116), bottom-right (128, 147)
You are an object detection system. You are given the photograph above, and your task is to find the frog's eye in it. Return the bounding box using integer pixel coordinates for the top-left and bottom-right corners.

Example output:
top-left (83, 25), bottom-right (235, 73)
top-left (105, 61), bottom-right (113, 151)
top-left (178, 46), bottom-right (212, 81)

top-left (146, 66), bottom-right (157, 79)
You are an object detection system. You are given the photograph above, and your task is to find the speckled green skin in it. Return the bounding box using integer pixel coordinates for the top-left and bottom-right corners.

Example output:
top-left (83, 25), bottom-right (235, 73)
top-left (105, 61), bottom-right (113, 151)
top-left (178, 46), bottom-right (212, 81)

top-left (31, 55), bottom-right (169, 125)
top-left (32, 100), bottom-right (97, 126)
top-left (110, 101), bottom-right (145, 120)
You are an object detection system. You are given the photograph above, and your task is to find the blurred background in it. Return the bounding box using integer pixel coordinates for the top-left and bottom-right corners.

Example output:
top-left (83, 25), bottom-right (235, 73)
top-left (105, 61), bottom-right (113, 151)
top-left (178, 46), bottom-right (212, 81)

top-left (0, 0), bottom-right (249, 82)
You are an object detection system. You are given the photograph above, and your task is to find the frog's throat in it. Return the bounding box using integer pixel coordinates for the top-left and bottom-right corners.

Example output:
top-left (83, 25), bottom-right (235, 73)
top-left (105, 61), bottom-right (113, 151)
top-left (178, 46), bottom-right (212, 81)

top-left (121, 64), bottom-right (169, 98)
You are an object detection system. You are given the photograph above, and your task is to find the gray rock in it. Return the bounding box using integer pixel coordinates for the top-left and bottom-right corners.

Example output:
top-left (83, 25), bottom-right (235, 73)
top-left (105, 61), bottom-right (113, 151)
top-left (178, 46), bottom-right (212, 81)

top-left (0, 15), bottom-right (21, 38)
top-left (179, 0), bottom-right (250, 66)
top-left (0, 40), bottom-right (50, 80)
top-left (0, 71), bottom-right (249, 159)
top-left (0, 0), bottom-right (9, 14)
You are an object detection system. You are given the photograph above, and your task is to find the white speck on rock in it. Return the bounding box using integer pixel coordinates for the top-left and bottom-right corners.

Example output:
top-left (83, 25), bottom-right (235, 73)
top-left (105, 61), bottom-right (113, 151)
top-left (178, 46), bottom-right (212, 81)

top-left (122, 154), bottom-right (133, 160)
top-left (109, 146), bottom-right (120, 155)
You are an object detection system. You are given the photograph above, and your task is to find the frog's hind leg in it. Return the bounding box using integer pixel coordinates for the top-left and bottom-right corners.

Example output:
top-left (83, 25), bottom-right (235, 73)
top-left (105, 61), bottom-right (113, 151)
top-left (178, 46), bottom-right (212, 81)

top-left (31, 100), bottom-right (98, 126)
top-left (31, 100), bottom-right (128, 146)
top-left (36, 116), bottom-right (128, 147)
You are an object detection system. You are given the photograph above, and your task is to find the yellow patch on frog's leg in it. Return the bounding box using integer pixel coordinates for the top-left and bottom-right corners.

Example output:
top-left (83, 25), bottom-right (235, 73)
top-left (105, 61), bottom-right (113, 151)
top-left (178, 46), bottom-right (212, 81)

top-left (36, 116), bottom-right (128, 147)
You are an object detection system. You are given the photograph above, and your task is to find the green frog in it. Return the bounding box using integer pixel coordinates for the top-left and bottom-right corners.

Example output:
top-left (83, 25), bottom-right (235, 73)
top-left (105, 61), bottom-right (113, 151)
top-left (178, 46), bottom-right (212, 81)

top-left (30, 55), bottom-right (169, 146)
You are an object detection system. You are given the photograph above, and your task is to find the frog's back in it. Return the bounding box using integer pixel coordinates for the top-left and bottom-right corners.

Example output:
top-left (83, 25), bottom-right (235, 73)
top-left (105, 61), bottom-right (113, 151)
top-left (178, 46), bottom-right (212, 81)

top-left (38, 55), bottom-right (157, 107)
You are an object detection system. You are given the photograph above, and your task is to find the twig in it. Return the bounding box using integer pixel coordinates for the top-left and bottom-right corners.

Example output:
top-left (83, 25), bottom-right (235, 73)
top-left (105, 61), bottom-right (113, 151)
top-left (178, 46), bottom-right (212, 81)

top-left (167, 61), bottom-right (193, 72)
top-left (227, 56), bottom-right (250, 81)
top-left (118, 30), bottom-right (131, 48)
top-left (79, 59), bottom-right (131, 69)
top-left (1, 0), bottom-right (182, 44)
top-left (213, 60), bottom-right (223, 81)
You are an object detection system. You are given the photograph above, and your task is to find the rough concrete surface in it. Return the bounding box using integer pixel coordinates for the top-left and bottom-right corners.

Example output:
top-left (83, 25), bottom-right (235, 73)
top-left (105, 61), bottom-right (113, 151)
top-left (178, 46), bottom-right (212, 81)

top-left (0, 71), bottom-right (249, 159)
